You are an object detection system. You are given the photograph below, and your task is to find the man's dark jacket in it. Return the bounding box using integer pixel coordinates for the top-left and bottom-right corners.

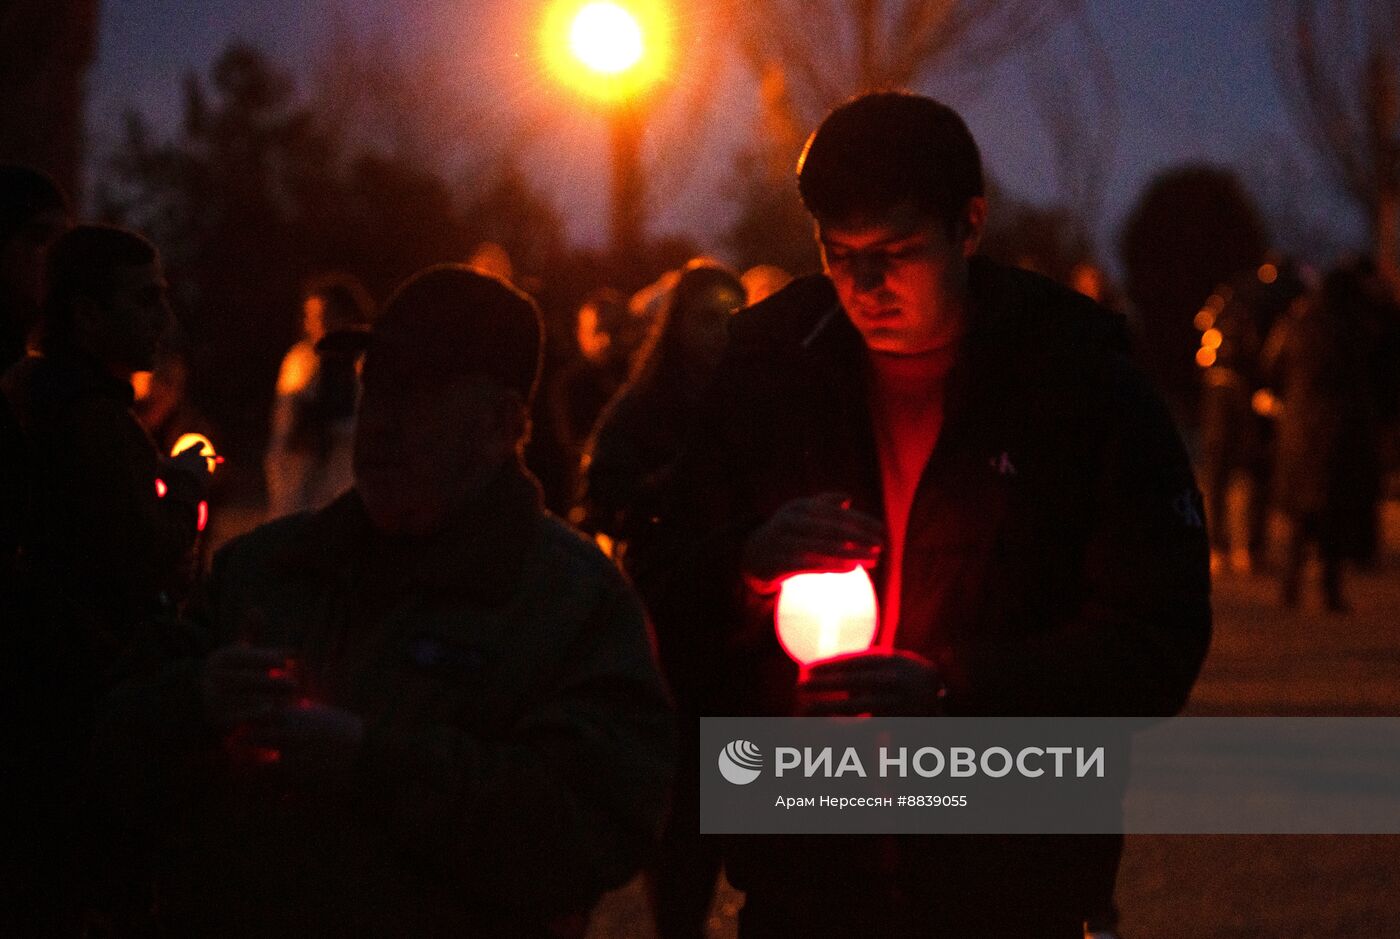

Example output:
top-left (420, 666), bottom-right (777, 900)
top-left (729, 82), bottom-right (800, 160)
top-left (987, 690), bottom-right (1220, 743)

top-left (99, 466), bottom-right (675, 937)
top-left (634, 258), bottom-right (1212, 931)
top-left (0, 351), bottom-right (202, 928)
top-left (2, 351), bottom-right (200, 655)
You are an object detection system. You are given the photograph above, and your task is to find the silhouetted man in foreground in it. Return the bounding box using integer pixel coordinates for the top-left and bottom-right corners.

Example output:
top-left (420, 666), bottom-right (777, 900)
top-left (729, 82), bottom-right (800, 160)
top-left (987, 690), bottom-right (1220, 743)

top-left (3, 226), bottom-right (211, 654)
top-left (101, 265), bottom-right (673, 936)
top-left (1, 224), bottom-right (209, 932)
top-left (643, 92), bottom-right (1211, 937)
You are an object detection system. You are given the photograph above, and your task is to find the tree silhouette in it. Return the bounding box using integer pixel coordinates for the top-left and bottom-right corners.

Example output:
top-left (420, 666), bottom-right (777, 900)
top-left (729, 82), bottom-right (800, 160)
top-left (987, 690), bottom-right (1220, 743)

top-left (101, 45), bottom-right (333, 474)
top-left (1119, 165), bottom-right (1269, 421)
top-left (1024, 10), bottom-right (1119, 259)
top-left (99, 43), bottom-right (568, 477)
top-left (1273, 1), bottom-right (1400, 285)
top-left (718, 0), bottom-right (1077, 130)
top-left (980, 181), bottom-right (1093, 284)
top-left (725, 143), bottom-right (820, 276)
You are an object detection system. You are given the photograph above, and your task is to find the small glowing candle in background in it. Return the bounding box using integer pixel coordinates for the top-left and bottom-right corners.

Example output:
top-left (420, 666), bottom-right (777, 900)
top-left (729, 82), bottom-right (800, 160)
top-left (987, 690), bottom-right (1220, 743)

top-left (171, 433), bottom-right (220, 475)
top-left (165, 434), bottom-right (218, 533)
top-left (774, 567), bottom-right (879, 667)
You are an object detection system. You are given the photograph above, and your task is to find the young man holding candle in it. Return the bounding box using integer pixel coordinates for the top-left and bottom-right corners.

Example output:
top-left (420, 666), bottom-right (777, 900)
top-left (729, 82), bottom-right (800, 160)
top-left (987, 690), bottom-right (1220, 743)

top-left (643, 93), bottom-right (1212, 936)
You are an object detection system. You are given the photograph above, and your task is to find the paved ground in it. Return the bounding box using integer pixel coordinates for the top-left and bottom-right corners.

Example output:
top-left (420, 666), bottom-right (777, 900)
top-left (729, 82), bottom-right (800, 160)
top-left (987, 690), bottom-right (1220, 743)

top-left (1114, 502), bottom-right (1400, 939)
top-left (588, 503), bottom-right (1400, 938)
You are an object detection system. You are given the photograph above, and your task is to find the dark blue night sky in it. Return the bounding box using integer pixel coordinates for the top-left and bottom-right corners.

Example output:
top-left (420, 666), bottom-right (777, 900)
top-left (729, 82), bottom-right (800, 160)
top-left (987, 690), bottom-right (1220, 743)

top-left (89, 0), bottom-right (1363, 268)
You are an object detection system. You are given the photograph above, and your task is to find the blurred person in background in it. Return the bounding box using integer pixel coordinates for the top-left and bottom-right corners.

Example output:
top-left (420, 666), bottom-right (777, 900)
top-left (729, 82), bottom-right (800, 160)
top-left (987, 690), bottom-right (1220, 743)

top-left (465, 240), bottom-right (514, 284)
top-left (1262, 266), bottom-right (1382, 611)
top-left (1197, 258), bottom-right (1303, 574)
top-left (1341, 256), bottom-right (1400, 559)
top-left (577, 261), bottom-right (746, 556)
top-left (548, 286), bottom-right (644, 493)
top-left (575, 261), bottom-right (746, 939)
top-left (133, 334), bottom-right (216, 456)
top-left (741, 264), bottom-right (792, 307)
top-left (1068, 261), bottom-right (1126, 314)
top-left (264, 272), bottom-right (374, 519)
top-left (134, 338), bottom-right (223, 576)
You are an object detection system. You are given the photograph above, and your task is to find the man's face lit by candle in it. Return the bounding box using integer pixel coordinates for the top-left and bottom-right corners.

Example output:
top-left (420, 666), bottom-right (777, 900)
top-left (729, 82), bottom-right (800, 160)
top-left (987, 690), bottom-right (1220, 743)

top-left (818, 200), bottom-right (984, 356)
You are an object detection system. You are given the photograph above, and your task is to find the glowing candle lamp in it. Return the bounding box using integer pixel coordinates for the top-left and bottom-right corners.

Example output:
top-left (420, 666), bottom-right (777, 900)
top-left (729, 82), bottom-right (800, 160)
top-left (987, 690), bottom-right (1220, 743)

top-left (774, 567), bottom-right (879, 666)
top-left (171, 433), bottom-right (220, 475)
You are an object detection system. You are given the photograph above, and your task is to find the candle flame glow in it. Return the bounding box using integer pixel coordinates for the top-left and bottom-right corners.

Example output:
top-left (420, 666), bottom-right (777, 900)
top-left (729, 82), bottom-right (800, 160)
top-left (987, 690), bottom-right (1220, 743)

top-left (775, 567), bottom-right (879, 666)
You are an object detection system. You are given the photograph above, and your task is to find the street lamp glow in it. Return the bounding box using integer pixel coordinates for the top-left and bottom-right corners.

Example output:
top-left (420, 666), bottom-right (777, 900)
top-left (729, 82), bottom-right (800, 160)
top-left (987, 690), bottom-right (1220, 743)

top-left (570, 3), bottom-right (644, 75)
top-left (542, 0), bottom-right (672, 102)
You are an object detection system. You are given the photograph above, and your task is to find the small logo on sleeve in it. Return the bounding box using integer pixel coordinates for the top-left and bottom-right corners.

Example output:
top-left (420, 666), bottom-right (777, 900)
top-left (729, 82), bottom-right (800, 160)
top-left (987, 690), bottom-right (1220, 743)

top-left (990, 451), bottom-right (1018, 477)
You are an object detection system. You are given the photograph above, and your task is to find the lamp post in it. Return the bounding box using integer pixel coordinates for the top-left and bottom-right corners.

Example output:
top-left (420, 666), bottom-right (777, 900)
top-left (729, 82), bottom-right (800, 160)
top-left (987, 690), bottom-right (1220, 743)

top-left (545, 0), bottom-right (670, 268)
top-left (608, 101), bottom-right (645, 264)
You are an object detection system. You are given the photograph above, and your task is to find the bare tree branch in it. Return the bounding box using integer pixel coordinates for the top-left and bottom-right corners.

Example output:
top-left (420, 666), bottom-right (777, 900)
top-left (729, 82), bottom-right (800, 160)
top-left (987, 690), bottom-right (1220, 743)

top-left (1273, 0), bottom-right (1400, 280)
top-left (716, 0), bottom-right (1076, 130)
top-left (1026, 7), bottom-right (1119, 250)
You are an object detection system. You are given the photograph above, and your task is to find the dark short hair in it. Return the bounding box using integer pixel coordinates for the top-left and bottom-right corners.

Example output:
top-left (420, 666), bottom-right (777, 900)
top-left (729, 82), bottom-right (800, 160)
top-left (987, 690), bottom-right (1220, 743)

top-left (797, 92), bottom-right (984, 232)
top-left (0, 163), bottom-right (70, 243)
top-left (364, 264), bottom-right (543, 406)
top-left (41, 225), bottom-right (159, 351)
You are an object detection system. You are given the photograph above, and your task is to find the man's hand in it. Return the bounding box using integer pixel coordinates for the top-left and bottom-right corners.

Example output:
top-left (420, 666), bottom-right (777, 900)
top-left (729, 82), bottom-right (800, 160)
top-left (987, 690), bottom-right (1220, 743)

top-left (169, 442), bottom-right (215, 479)
top-left (203, 644), bottom-right (364, 780)
top-left (243, 699), bottom-right (365, 781)
top-left (741, 492), bottom-right (885, 593)
top-left (162, 444), bottom-right (216, 503)
top-left (797, 650), bottom-right (946, 717)
top-left (201, 645), bottom-right (298, 728)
